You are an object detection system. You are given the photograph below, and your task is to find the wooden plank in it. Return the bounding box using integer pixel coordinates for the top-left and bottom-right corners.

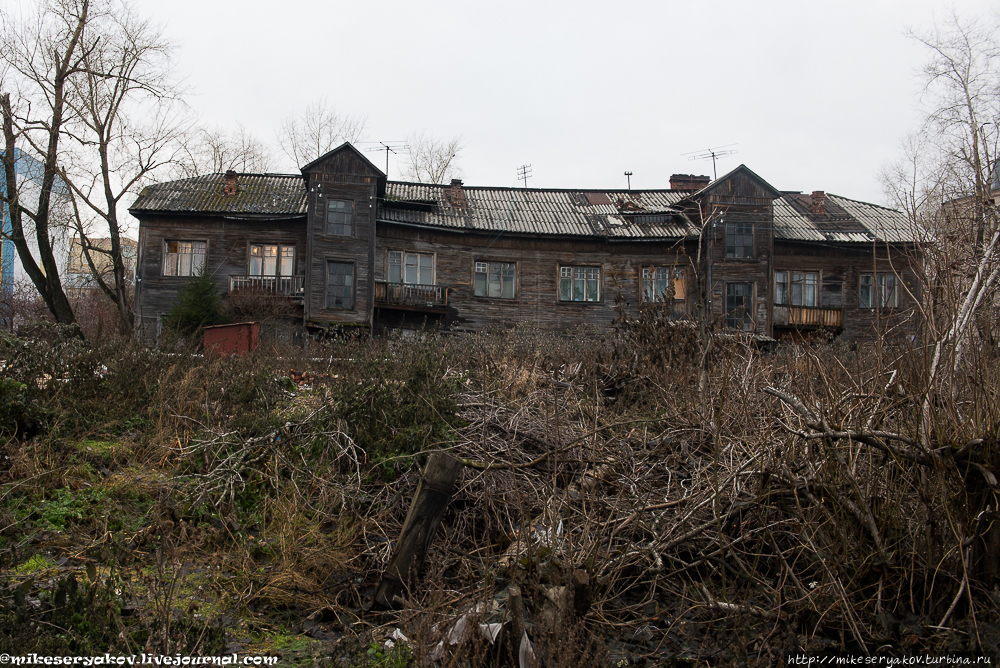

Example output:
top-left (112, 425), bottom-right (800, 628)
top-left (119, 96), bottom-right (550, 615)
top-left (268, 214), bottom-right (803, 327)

top-left (374, 453), bottom-right (464, 608)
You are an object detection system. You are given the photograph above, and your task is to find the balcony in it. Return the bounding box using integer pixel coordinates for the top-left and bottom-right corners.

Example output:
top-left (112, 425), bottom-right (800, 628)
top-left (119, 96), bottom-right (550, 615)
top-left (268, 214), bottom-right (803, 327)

top-left (374, 281), bottom-right (449, 312)
top-left (773, 304), bottom-right (843, 329)
top-left (229, 275), bottom-right (305, 300)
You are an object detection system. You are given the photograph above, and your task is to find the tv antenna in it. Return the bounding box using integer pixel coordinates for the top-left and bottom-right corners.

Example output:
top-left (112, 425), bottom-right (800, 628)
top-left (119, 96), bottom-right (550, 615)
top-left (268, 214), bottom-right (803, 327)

top-left (363, 142), bottom-right (408, 177)
top-left (682, 143), bottom-right (738, 180)
top-left (624, 171), bottom-right (633, 191)
top-left (517, 164), bottom-right (532, 188)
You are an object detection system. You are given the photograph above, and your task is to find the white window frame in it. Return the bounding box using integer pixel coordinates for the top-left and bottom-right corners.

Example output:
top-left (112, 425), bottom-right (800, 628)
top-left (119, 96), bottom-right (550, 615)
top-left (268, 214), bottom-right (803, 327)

top-left (474, 260), bottom-right (517, 299)
top-left (641, 266), bottom-right (687, 303)
top-left (559, 265), bottom-right (601, 302)
top-left (162, 240), bottom-right (206, 277)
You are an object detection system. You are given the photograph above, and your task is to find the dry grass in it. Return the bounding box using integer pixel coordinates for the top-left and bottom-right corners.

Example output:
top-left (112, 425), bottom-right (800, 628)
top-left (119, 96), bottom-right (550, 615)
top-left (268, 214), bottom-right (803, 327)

top-left (1, 322), bottom-right (998, 663)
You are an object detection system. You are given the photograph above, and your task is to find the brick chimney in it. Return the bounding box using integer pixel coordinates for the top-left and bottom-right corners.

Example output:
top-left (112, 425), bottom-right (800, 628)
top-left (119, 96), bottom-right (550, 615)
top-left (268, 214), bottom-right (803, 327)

top-left (811, 190), bottom-right (826, 216)
top-left (447, 178), bottom-right (466, 208)
top-left (670, 174), bottom-right (711, 191)
top-left (223, 170), bottom-right (238, 197)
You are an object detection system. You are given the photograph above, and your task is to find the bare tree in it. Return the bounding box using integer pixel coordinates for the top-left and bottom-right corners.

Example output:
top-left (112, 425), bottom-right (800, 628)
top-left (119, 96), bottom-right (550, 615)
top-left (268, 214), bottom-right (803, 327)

top-left (0, 0), bottom-right (90, 326)
top-left (882, 12), bottom-right (1000, 448)
top-left (908, 11), bottom-right (999, 246)
top-left (276, 99), bottom-right (366, 168)
top-left (173, 124), bottom-right (274, 179)
top-left (2, 0), bottom-right (186, 332)
top-left (401, 131), bottom-right (463, 184)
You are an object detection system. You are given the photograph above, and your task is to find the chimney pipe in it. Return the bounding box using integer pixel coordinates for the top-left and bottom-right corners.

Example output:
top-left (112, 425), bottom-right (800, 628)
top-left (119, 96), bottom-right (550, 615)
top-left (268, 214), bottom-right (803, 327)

top-left (447, 178), bottom-right (466, 208)
top-left (223, 170), bottom-right (238, 197)
top-left (670, 174), bottom-right (711, 191)
top-left (811, 191), bottom-right (826, 216)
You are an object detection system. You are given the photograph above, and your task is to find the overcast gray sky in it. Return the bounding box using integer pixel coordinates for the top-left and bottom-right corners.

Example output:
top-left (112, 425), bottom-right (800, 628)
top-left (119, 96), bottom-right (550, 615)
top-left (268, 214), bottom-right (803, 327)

top-left (136, 0), bottom-right (997, 205)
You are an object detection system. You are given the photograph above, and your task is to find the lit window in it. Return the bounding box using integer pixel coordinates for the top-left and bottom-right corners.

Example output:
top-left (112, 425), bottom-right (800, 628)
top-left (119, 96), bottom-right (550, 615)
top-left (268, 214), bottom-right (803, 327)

top-left (250, 244), bottom-right (294, 276)
top-left (326, 200), bottom-right (354, 236)
top-left (860, 273), bottom-right (898, 308)
top-left (163, 240), bottom-right (206, 277)
top-left (559, 266), bottom-right (601, 302)
top-left (327, 261), bottom-right (354, 309)
top-left (642, 266), bottom-right (686, 302)
top-left (475, 261), bottom-right (516, 299)
top-left (774, 271), bottom-right (818, 306)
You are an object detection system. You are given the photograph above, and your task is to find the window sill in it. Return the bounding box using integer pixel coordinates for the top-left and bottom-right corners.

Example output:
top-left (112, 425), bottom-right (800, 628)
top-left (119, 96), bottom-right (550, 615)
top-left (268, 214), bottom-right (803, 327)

top-left (472, 295), bottom-right (519, 303)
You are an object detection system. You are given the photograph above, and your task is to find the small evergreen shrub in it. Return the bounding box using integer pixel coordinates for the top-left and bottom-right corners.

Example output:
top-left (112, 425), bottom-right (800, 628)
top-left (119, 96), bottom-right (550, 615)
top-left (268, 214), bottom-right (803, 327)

top-left (162, 268), bottom-right (227, 338)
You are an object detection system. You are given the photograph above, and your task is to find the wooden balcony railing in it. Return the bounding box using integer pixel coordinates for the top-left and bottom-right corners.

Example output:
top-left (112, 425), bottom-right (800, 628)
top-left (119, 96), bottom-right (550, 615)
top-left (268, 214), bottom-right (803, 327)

top-left (786, 305), bottom-right (843, 328)
top-left (374, 281), bottom-right (448, 309)
top-left (229, 275), bottom-right (305, 298)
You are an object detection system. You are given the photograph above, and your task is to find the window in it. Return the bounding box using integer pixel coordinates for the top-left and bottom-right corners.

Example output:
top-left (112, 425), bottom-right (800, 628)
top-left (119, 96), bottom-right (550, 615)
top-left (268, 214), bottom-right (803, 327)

top-left (774, 271), bottom-right (818, 307)
top-left (327, 261), bottom-right (354, 310)
top-left (725, 222), bottom-right (754, 258)
top-left (326, 199), bottom-right (354, 236)
top-left (859, 273), bottom-right (899, 308)
top-left (642, 266), bottom-right (686, 303)
top-left (475, 260), bottom-right (516, 299)
top-left (726, 282), bottom-right (754, 330)
top-left (559, 266), bottom-right (601, 302)
top-left (163, 240), bottom-right (206, 276)
top-left (388, 251), bottom-right (434, 285)
top-left (250, 244), bottom-right (294, 276)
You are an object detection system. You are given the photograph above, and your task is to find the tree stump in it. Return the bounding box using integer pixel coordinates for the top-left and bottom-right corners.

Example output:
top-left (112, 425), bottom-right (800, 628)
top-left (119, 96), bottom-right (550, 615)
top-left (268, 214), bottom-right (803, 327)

top-left (374, 452), bottom-right (463, 608)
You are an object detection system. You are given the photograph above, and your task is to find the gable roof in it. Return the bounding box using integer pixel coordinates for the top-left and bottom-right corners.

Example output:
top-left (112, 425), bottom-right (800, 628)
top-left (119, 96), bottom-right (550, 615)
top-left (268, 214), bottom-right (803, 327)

top-left (299, 142), bottom-right (386, 178)
top-left (128, 169), bottom-right (921, 244)
top-left (129, 173), bottom-right (306, 216)
top-left (679, 164), bottom-right (783, 202)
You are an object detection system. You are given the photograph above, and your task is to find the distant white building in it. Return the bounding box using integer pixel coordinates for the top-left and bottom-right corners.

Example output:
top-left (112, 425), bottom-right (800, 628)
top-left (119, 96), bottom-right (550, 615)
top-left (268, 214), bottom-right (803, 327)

top-left (1, 148), bottom-right (72, 296)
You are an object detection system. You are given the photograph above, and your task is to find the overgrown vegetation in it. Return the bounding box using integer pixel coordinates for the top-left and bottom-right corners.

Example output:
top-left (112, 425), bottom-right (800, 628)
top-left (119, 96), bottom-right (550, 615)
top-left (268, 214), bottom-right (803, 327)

top-left (162, 268), bottom-right (228, 339)
top-left (0, 317), bottom-right (998, 665)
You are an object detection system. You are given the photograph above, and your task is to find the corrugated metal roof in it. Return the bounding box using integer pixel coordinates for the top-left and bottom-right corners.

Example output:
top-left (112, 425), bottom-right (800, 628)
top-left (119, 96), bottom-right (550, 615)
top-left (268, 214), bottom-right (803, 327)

top-left (128, 172), bottom-right (921, 245)
top-left (772, 193), bottom-right (920, 244)
top-left (130, 173), bottom-right (307, 215)
top-left (379, 183), bottom-right (694, 238)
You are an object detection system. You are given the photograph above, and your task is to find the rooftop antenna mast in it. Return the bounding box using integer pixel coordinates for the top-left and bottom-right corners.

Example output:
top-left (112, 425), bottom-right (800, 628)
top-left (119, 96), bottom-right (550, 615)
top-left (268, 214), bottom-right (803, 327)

top-left (517, 164), bottom-right (532, 188)
top-left (624, 171), bottom-right (633, 191)
top-left (682, 143), bottom-right (738, 180)
top-left (363, 142), bottom-right (408, 178)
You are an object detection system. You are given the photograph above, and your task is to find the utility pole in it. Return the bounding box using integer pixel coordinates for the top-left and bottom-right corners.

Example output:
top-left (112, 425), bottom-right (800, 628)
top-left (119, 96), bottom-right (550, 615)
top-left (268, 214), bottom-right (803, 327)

top-left (624, 171), bottom-right (633, 191)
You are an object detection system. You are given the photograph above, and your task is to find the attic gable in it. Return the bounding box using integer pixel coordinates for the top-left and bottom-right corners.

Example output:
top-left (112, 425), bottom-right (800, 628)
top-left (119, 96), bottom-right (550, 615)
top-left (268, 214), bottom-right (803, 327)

top-left (299, 142), bottom-right (386, 197)
top-left (680, 164), bottom-right (782, 204)
top-left (299, 142), bottom-right (385, 177)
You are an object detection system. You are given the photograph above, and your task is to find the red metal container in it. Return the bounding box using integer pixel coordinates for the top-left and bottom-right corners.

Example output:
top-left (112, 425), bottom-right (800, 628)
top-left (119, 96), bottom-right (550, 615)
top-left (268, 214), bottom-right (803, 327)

top-left (203, 322), bottom-right (259, 356)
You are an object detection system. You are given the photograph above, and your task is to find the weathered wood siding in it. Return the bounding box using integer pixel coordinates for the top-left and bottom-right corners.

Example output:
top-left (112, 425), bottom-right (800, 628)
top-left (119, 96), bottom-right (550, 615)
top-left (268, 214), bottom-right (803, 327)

top-left (771, 241), bottom-right (920, 342)
top-left (677, 169), bottom-right (781, 334)
top-left (302, 149), bottom-right (383, 328)
top-left (375, 223), bottom-right (696, 331)
top-left (134, 213), bottom-right (306, 326)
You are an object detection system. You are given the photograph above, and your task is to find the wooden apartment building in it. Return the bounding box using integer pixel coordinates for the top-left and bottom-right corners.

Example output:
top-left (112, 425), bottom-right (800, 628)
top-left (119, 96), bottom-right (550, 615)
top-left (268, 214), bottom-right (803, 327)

top-left (130, 143), bottom-right (922, 342)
